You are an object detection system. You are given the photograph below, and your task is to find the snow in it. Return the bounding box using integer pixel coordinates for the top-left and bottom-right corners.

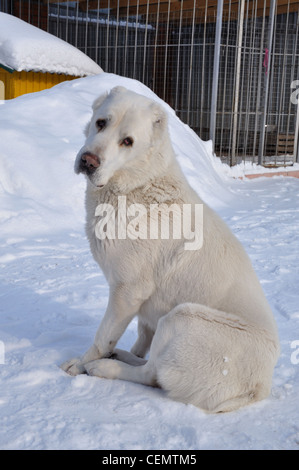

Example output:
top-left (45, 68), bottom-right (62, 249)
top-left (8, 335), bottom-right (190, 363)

top-left (0, 72), bottom-right (299, 450)
top-left (0, 12), bottom-right (103, 76)
top-left (225, 160), bottom-right (299, 179)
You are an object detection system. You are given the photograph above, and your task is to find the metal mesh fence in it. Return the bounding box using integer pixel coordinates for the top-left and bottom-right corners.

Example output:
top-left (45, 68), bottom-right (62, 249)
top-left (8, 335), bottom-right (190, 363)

top-left (1, 0), bottom-right (299, 166)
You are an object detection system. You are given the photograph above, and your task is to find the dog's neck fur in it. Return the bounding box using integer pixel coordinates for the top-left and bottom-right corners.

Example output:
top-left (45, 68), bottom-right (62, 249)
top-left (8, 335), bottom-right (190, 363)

top-left (85, 130), bottom-right (188, 202)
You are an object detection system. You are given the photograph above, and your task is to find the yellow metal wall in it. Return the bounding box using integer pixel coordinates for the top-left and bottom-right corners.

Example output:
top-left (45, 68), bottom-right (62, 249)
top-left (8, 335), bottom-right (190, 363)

top-left (0, 69), bottom-right (76, 100)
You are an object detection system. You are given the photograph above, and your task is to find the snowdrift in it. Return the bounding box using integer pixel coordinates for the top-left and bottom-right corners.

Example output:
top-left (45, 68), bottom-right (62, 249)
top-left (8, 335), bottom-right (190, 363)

top-left (0, 72), bottom-right (232, 237)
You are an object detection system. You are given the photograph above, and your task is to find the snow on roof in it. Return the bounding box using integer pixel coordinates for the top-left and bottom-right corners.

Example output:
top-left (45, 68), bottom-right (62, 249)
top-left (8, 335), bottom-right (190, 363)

top-left (0, 12), bottom-right (103, 76)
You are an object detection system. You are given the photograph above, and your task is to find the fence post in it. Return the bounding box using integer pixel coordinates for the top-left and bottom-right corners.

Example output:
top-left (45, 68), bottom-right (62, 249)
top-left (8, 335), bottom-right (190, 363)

top-left (295, 98), bottom-right (299, 163)
top-left (231, 0), bottom-right (245, 166)
top-left (209, 0), bottom-right (223, 152)
top-left (258, 0), bottom-right (276, 165)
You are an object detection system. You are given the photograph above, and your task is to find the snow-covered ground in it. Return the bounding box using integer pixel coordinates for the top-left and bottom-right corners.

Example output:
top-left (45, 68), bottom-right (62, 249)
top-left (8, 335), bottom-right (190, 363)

top-left (0, 73), bottom-right (298, 450)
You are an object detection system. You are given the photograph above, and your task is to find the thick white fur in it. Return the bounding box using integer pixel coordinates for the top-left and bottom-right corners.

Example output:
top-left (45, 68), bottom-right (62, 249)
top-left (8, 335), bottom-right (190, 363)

top-left (61, 86), bottom-right (280, 413)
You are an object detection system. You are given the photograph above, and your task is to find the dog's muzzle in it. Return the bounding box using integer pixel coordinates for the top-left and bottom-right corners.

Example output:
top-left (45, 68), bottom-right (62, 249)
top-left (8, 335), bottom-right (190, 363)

top-left (78, 151), bottom-right (101, 175)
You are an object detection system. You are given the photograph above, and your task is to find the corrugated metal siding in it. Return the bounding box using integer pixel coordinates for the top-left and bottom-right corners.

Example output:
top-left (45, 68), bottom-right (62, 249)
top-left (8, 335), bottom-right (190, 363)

top-left (0, 69), bottom-right (76, 99)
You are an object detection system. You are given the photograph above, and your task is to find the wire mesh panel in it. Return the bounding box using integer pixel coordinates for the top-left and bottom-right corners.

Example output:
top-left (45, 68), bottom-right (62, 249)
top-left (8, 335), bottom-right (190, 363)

top-left (1, 0), bottom-right (299, 165)
top-left (265, 10), bottom-right (299, 166)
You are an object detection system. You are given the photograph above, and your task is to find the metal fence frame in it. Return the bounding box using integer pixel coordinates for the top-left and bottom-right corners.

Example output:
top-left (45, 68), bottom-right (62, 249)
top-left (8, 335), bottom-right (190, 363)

top-left (1, 0), bottom-right (299, 166)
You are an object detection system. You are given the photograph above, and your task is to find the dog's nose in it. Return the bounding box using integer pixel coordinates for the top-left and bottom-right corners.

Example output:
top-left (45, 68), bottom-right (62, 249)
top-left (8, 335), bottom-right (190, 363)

top-left (80, 152), bottom-right (100, 172)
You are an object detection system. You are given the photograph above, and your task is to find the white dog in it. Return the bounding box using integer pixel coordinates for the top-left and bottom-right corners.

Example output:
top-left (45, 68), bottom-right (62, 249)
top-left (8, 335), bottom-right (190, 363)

top-left (61, 86), bottom-right (279, 413)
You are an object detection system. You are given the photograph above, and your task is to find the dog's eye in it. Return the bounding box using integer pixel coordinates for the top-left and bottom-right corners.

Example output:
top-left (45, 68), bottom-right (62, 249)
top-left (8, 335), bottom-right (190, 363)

top-left (121, 137), bottom-right (134, 147)
top-left (96, 119), bottom-right (106, 131)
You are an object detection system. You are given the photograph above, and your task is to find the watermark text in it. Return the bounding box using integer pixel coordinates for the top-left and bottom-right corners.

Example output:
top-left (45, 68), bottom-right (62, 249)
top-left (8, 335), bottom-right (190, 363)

top-left (94, 196), bottom-right (203, 251)
top-left (291, 80), bottom-right (299, 105)
top-left (290, 340), bottom-right (299, 365)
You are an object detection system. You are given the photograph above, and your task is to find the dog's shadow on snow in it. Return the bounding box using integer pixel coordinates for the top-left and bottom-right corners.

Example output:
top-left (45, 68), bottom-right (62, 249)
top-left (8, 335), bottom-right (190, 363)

top-left (0, 272), bottom-right (139, 369)
top-left (0, 277), bottom-right (98, 364)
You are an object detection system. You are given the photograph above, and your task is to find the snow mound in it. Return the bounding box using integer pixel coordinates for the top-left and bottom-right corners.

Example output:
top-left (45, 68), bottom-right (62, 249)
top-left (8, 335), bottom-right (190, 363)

top-left (0, 72), bottom-right (232, 237)
top-left (0, 12), bottom-right (103, 76)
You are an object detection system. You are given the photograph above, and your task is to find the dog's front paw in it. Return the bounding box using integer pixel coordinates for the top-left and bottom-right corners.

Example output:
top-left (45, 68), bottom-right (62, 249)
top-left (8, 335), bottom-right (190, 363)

top-left (84, 359), bottom-right (104, 377)
top-left (61, 344), bottom-right (102, 376)
top-left (60, 357), bottom-right (86, 376)
top-left (85, 358), bottom-right (118, 379)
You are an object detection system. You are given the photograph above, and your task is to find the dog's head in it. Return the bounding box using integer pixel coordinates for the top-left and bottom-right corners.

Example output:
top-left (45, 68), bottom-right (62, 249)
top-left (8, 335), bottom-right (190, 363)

top-left (75, 86), bottom-right (172, 190)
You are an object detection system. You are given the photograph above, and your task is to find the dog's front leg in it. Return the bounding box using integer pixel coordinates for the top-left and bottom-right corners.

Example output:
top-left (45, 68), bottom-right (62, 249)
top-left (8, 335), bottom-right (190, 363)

top-left (61, 285), bottom-right (144, 376)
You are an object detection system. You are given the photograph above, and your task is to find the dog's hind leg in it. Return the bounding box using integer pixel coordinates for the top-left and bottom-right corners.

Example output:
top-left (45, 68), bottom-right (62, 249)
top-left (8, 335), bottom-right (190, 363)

top-left (84, 358), bottom-right (158, 387)
top-left (130, 320), bottom-right (155, 358)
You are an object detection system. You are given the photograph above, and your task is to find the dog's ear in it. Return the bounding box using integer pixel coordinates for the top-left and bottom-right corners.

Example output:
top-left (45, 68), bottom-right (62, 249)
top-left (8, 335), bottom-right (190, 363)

top-left (110, 86), bottom-right (127, 96)
top-left (151, 102), bottom-right (168, 132)
top-left (91, 87), bottom-right (127, 112)
top-left (92, 92), bottom-right (108, 111)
